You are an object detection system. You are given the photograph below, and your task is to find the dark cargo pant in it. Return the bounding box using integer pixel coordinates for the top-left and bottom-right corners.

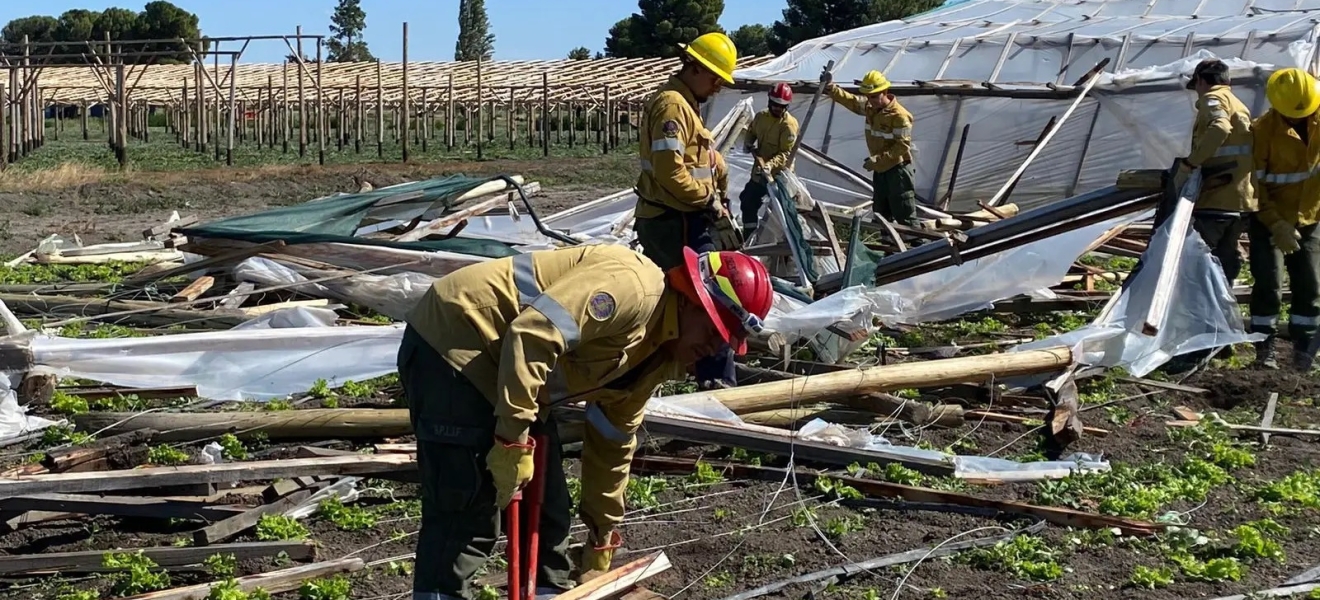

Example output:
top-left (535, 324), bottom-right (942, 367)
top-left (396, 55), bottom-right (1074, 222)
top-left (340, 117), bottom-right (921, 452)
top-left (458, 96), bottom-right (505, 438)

top-left (1248, 217), bottom-right (1320, 341)
top-left (398, 326), bottom-right (575, 600)
top-left (1190, 212), bottom-right (1246, 287)
top-left (738, 177), bottom-right (769, 236)
top-left (872, 163), bottom-right (918, 227)
top-left (634, 205), bottom-right (737, 387)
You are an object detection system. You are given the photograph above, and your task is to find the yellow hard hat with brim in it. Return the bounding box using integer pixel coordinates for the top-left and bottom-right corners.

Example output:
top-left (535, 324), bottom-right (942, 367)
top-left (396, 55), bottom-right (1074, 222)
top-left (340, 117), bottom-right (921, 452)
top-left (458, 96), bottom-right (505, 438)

top-left (1267, 67), bottom-right (1320, 119)
top-left (681, 32), bottom-right (738, 84)
top-left (858, 70), bottom-right (891, 95)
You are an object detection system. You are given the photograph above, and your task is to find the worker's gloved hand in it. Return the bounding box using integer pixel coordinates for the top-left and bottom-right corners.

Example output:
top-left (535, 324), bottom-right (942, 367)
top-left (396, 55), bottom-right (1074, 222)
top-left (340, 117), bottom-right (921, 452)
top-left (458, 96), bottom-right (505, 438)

top-left (1270, 220), bottom-right (1303, 255)
top-left (487, 435), bottom-right (536, 509)
top-left (709, 149), bottom-right (722, 170)
top-left (862, 156), bottom-right (877, 171)
top-left (820, 69), bottom-right (833, 85)
top-left (580, 531), bottom-right (622, 575)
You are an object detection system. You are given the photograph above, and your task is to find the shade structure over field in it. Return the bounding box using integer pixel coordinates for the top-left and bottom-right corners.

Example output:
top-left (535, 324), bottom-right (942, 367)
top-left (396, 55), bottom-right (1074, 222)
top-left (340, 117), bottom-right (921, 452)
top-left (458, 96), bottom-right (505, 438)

top-left (710, 0), bottom-right (1320, 211)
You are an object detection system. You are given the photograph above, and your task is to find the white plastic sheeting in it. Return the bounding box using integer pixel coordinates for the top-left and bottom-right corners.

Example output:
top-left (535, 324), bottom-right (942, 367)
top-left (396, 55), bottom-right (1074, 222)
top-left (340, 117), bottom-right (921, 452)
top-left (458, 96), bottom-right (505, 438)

top-left (763, 211), bottom-right (1144, 357)
top-left (0, 371), bottom-right (57, 441)
top-left (648, 390), bottom-right (1108, 479)
top-left (1014, 212), bottom-right (1265, 377)
top-left (30, 317), bottom-right (405, 401)
top-left (234, 257), bottom-right (435, 321)
top-left (717, 0), bottom-right (1320, 211)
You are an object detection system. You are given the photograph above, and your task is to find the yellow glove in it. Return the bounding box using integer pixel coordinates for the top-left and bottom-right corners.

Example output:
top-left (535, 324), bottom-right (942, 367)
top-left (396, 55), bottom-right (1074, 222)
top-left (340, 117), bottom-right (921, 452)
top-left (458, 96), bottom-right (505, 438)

top-left (580, 531), bottom-right (622, 574)
top-left (486, 436), bottom-right (535, 509)
top-left (1270, 220), bottom-right (1302, 255)
top-left (862, 156), bottom-right (877, 171)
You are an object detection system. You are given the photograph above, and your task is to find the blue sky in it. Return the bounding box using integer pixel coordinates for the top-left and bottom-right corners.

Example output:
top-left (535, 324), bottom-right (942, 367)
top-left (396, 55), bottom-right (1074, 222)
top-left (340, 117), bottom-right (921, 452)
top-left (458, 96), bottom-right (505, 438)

top-left (0, 1), bottom-right (787, 63)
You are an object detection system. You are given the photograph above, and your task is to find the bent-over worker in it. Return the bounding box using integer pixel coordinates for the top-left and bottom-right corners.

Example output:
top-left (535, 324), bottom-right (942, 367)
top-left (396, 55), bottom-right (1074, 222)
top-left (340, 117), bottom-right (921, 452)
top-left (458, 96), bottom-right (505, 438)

top-left (633, 30), bottom-right (742, 389)
top-left (824, 69), bottom-right (918, 227)
top-left (739, 82), bottom-right (800, 236)
top-left (1175, 59), bottom-right (1257, 285)
top-left (1249, 67), bottom-right (1320, 370)
top-left (400, 244), bottom-right (773, 600)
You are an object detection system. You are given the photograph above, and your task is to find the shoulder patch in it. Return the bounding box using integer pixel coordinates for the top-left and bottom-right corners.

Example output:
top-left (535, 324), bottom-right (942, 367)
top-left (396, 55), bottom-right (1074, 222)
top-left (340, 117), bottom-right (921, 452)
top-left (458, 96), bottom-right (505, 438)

top-left (662, 120), bottom-right (679, 137)
top-left (588, 292), bottom-right (616, 321)
top-left (1206, 98), bottom-right (1221, 107)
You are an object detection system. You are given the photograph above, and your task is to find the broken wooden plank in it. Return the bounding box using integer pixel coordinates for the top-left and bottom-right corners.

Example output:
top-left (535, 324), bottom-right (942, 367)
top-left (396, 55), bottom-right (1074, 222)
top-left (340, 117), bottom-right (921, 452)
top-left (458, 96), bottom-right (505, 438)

top-left (0, 454), bottom-right (415, 496)
top-left (74, 410), bottom-right (413, 443)
top-left (1116, 376), bottom-right (1207, 395)
top-left (0, 493), bottom-right (248, 522)
top-left (555, 552), bottom-right (671, 600)
top-left (170, 276), bottom-right (215, 303)
top-left (631, 455), bottom-right (1164, 536)
top-left (0, 293), bottom-right (247, 330)
top-left (193, 488), bottom-right (316, 546)
top-left (0, 541), bottom-right (313, 575)
top-left (1262, 392), bottom-right (1280, 447)
top-left (43, 429), bottom-right (158, 472)
top-left (218, 281), bottom-right (256, 310)
top-left (127, 240), bottom-right (285, 284)
top-left (1167, 419), bottom-right (1320, 439)
top-left (117, 557), bottom-right (363, 600)
top-left (59, 386), bottom-right (197, 401)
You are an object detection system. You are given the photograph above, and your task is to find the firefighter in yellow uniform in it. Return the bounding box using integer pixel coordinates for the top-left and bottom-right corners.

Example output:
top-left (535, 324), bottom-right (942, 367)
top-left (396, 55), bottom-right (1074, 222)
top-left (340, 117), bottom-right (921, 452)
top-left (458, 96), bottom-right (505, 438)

top-left (739, 82), bottom-right (800, 236)
top-left (1249, 67), bottom-right (1320, 370)
top-left (823, 70), bottom-right (918, 226)
top-left (400, 244), bottom-right (773, 600)
top-left (1174, 59), bottom-right (1256, 284)
top-left (633, 31), bottom-right (741, 389)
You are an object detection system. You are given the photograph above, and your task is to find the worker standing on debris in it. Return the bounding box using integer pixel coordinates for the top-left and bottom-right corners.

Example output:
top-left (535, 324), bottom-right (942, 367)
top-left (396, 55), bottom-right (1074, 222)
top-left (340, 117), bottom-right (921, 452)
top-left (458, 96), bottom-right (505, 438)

top-left (823, 70), bottom-right (918, 227)
top-left (399, 244), bottom-right (773, 600)
top-left (1174, 59), bottom-right (1257, 284)
top-left (1248, 67), bottom-right (1320, 370)
top-left (738, 83), bottom-right (800, 237)
top-left (633, 31), bottom-right (743, 389)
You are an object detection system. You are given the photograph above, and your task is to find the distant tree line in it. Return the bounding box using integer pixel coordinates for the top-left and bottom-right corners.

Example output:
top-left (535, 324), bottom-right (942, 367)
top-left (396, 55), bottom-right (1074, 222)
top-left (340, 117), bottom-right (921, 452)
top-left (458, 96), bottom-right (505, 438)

top-left (0, 1), bottom-right (202, 64)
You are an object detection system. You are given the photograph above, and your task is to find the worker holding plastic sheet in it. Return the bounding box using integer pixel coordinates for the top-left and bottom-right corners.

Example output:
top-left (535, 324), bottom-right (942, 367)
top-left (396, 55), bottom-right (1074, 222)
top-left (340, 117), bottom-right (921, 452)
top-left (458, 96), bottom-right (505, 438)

top-left (398, 244), bottom-right (773, 600)
top-left (738, 83), bottom-right (800, 237)
top-left (1171, 59), bottom-right (1257, 285)
top-left (1248, 67), bottom-right (1320, 370)
top-left (822, 69), bottom-right (919, 227)
top-left (633, 31), bottom-right (743, 389)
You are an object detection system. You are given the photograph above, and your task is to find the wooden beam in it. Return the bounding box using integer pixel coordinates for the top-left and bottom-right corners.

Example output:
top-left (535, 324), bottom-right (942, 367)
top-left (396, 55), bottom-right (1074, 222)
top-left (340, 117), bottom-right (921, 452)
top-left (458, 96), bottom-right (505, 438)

top-left (554, 552), bottom-right (671, 600)
top-left (0, 454), bottom-right (415, 496)
top-left (74, 409), bottom-right (414, 443)
top-left (0, 493), bottom-right (248, 522)
top-left (1261, 392), bottom-right (1279, 447)
top-left (193, 487), bottom-right (316, 546)
top-left (169, 275), bottom-right (215, 303)
top-left (116, 557), bottom-right (363, 600)
top-left (0, 541), bottom-right (314, 575)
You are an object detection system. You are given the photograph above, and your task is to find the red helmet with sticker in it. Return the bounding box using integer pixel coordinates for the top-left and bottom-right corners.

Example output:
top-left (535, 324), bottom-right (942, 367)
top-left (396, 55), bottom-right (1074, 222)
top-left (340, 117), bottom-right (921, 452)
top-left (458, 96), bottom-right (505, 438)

top-left (769, 83), bottom-right (793, 106)
top-left (672, 248), bottom-right (773, 355)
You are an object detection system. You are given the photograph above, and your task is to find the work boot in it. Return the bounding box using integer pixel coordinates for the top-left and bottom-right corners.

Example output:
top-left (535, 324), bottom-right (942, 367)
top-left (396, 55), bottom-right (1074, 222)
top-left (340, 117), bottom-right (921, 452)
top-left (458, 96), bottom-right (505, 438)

top-left (1294, 341), bottom-right (1317, 373)
top-left (1256, 341), bottom-right (1279, 370)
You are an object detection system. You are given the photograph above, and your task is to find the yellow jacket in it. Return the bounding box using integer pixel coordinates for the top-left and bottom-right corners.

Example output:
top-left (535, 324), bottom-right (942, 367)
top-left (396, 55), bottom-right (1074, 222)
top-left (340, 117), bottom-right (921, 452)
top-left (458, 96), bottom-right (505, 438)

top-left (744, 109), bottom-right (800, 176)
top-left (1253, 108), bottom-right (1320, 227)
top-left (828, 86), bottom-right (913, 173)
top-left (406, 245), bottom-right (685, 538)
top-left (635, 76), bottom-right (718, 219)
top-left (1188, 85), bottom-right (1256, 212)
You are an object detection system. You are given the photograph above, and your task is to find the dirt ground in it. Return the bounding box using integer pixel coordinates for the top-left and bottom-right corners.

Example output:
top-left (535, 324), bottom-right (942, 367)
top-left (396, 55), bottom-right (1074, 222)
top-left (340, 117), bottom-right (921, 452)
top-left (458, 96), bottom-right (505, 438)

top-left (1, 156), bottom-right (1319, 600)
top-left (0, 156), bottom-right (629, 256)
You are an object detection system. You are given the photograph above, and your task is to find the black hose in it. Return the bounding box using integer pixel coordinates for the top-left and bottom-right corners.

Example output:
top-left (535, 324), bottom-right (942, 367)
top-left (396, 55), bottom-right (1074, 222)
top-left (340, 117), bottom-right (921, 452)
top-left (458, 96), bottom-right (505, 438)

top-left (488, 174), bottom-right (580, 246)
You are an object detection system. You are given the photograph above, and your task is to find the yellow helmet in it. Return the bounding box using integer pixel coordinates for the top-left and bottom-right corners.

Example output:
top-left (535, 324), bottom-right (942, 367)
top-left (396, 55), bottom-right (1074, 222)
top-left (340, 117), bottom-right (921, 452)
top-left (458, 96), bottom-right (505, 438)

top-left (682, 32), bottom-right (738, 84)
top-left (859, 70), bottom-right (891, 95)
top-left (1266, 67), bottom-right (1320, 119)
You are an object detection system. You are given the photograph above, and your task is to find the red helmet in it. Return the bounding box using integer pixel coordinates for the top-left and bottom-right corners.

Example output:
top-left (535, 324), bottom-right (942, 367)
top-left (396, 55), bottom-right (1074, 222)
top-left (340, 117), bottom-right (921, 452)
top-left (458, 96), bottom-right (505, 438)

top-left (769, 82), bottom-right (793, 106)
top-left (674, 248), bottom-right (773, 355)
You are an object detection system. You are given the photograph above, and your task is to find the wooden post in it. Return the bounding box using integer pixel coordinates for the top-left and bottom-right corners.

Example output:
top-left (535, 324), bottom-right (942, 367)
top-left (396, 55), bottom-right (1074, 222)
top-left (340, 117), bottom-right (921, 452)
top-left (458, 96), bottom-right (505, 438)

top-left (0, 83), bottom-right (7, 168)
top-left (507, 87), bottom-right (515, 151)
top-left (446, 74), bottom-right (454, 151)
top-left (297, 25), bottom-right (307, 158)
top-left (213, 51), bottom-right (222, 161)
top-left (226, 55), bottom-right (237, 166)
top-left (354, 74), bottom-right (363, 154)
top-left (542, 73), bottom-right (550, 157)
top-left (401, 22), bottom-right (410, 163)
top-left (419, 87), bottom-right (428, 153)
top-left (116, 63), bottom-right (127, 168)
top-left (483, 55), bottom-right (488, 159)
top-left (316, 40), bottom-right (325, 165)
top-left (375, 59), bottom-right (384, 158)
top-left (602, 84), bottom-right (611, 154)
top-left (196, 54), bottom-right (205, 152)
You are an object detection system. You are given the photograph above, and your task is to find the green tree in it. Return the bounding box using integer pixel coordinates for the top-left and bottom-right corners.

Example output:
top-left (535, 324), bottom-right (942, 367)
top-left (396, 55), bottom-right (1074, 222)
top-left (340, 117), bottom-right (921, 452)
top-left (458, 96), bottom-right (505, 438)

top-left (567, 46), bottom-right (591, 60)
top-left (92, 8), bottom-right (141, 42)
top-left (604, 0), bottom-right (725, 59)
top-left (1, 16), bottom-right (59, 45)
top-left (730, 24), bottom-right (771, 57)
top-left (769, 0), bottom-right (940, 55)
top-left (135, 1), bottom-right (201, 63)
top-left (54, 10), bottom-right (96, 54)
top-left (326, 0), bottom-right (374, 62)
top-left (455, 0), bottom-right (494, 61)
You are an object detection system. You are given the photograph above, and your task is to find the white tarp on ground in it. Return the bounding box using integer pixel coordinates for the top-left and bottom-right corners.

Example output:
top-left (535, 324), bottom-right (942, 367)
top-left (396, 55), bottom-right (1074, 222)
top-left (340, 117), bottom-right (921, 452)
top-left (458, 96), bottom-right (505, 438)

top-left (713, 0), bottom-right (1320, 211)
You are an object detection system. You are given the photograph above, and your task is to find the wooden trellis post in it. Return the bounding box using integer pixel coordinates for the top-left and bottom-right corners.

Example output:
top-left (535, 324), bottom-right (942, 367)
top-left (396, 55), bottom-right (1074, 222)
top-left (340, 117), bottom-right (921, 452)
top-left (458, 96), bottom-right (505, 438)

top-left (401, 21), bottom-right (410, 163)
